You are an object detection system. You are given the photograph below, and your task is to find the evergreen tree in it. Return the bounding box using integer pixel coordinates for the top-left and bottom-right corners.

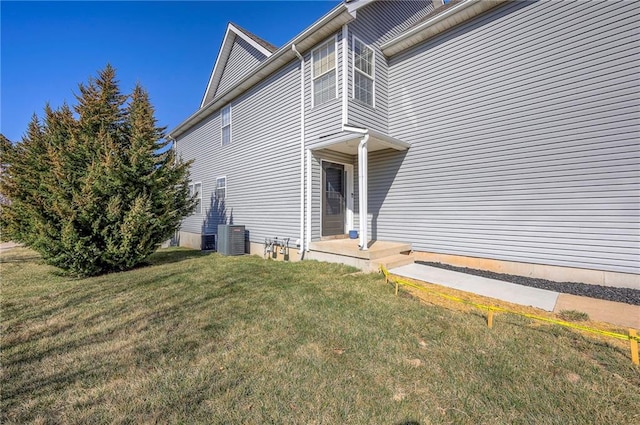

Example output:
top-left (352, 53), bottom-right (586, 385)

top-left (0, 65), bottom-right (195, 276)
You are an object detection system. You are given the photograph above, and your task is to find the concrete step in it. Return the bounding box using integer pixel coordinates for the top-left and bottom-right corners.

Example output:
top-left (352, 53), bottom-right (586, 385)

top-left (367, 243), bottom-right (413, 260)
top-left (370, 253), bottom-right (415, 271)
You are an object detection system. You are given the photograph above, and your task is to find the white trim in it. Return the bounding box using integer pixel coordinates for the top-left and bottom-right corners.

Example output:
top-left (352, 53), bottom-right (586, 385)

top-left (201, 28), bottom-right (234, 108)
top-left (320, 159), bottom-right (353, 237)
top-left (311, 35), bottom-right (339, 108)
top-left (345, 163), bottom-right (354, 232)
top-left (221, 104), bottom-right (231, 146)
top-left (228, 23), bottom-right (274, 57)
top-left (169, 5), bottom-right (354, 139)
top-left (381, 0), bottom-right (507, 56)
top-left (215, 176), bottom-right (227, 200)
top-left (341, 24), bottom-right (349, 126)
top-left (357, 134), bottom-right (369, 250)
top-left (292, 44), bottom-right (305, 255)
top-left (201, 23), bottom-right (274, 108)
top-left (352, 35), bottom-right (375, 108)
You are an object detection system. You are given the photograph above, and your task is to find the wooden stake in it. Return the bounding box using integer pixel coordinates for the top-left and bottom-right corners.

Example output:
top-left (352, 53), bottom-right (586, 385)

top-left (395, 280), bottom-right (399, 296)
top-left (487, 310), bottom-right (494, 329)
top-left (630, 329), bottom-right (639, 365)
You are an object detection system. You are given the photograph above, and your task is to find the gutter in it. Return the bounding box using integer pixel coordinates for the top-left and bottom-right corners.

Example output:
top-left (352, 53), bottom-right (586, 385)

top-left (168, 3), bottom-right (354, 139)
top-left (381, 0), bottom-right (507, 57)
top-left (292, 44), bottom-right (305, 255)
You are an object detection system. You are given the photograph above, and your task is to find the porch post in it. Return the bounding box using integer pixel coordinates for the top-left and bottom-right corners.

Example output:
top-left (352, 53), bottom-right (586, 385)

top-left (358, 134), bottom-right (369, 250)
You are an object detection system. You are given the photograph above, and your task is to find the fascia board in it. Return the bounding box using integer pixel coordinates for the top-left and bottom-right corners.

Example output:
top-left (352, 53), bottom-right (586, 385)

top-left (381, 0), bottom-right (507, 57)
top-left (169, 4), bottom-right (353, 139)
top-left (228, 23), bottom-right (275, 58)
top-left (200, 25), bottom-right (237, 108)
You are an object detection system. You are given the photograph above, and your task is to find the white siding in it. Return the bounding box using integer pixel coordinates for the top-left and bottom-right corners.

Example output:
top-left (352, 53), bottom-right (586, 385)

top-left (347, 0), bottom-right (433, 133)
top-left (215, 36), bottom-right (268, 98)
top-left (384, 0), bottom-right (640, 274)
top-left (177, 61), bottom-right (302, 244)
top-left (305, 33), bottom-right (344, 147)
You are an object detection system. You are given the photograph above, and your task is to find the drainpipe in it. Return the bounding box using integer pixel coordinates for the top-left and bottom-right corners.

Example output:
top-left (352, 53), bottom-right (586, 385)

top-left (358, 133), bottom-right (369, 250)
top-left (292, 44), bottom-right (305, 255)
top-left (306, 148), bottom-right (312, 251)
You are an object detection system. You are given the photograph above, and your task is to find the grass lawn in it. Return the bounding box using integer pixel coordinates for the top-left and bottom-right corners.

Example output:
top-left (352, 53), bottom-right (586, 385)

top-left (1, 248), bottom-right (639, 424)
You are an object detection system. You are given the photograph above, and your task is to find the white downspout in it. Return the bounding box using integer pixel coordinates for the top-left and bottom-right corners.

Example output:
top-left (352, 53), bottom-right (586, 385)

top-left (341, 24), bottom-right (348, 128)
top-left (306, 148), bottom-right (312, 251)
top-left (292, 44), bottom-right (305, 255)
top-left (358, 133), bottom-right (369, 250)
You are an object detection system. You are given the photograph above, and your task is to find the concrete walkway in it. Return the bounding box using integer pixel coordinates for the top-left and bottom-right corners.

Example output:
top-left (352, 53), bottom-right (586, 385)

top-left (389, 263), bottom-right (640, 328)
top-left (390, 263), bottom-right (561, 312)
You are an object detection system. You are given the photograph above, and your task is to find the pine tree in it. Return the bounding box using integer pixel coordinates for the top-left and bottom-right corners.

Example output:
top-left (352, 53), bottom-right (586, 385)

top-left (0, 65), bottom-right (195, 276)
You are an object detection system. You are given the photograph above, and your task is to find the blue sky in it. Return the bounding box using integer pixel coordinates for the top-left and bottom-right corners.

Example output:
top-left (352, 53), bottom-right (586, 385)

top-left (1, 0), bottom-right (339, 142)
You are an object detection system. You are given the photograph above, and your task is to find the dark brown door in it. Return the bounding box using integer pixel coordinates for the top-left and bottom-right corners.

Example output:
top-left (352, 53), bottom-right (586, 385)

top-left (322, 162), bottom-right (345, 236)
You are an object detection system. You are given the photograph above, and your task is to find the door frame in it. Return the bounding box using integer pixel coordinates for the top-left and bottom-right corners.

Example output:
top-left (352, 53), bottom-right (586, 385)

top-left (320, 159), bottom-right (354, 237)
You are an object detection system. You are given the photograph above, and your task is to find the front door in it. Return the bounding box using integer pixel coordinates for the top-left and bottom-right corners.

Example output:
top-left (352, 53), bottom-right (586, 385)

top-left (322, 162), bottom-right (345, 237)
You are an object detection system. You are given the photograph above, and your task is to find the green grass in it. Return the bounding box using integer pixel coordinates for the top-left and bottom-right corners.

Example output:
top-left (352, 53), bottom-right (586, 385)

top-left (1, 247), bottom-right (639, 424)
top-left (558, 310), bottom-right (590, 322)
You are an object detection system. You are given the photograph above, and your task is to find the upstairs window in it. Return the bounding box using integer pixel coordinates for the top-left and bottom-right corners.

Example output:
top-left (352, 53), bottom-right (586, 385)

top-left (312, 39), bottom-right (337, 106)
top-left (189, 182), bottom-right (202, 214)
top-left (216, 177), bottom-right (226, 200)
top-left (353, 37), bottom-right (374, 107)
top-left (221, 105), bottom-right (231, 146)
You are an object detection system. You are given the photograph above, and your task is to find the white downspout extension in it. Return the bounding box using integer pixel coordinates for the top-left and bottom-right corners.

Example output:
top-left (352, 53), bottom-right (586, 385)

top-left (306, 148), bottom-right (312, 251)
top-left (292, 44), bottom-right (305, 255)
top-left (341, 24), bottom-right (348, 127)
top-left (358, 133), bottom-right (369, 250)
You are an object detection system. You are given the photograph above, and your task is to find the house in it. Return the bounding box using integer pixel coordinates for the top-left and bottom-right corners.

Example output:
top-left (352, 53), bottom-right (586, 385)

top-left (168, 0), bottom-right (639, 289)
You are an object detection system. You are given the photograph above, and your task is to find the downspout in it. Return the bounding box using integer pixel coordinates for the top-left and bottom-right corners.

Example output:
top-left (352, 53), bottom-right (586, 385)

top-left (358, 133), bottom-right (369, 250)
top-left (306, 148), bottom-right (312, 251)
top-left (292, 44), bottom-right (305, 255)
top-left (341, 24), bottom-right (348, 127)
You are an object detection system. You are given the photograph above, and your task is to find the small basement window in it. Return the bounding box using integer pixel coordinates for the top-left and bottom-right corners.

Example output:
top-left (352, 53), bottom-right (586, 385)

top-left (353, 37), bottom-right (374, 107)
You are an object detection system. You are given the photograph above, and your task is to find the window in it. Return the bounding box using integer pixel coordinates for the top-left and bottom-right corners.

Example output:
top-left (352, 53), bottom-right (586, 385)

top-left (216, 177), bottom-right (226, 200)
top-left (312, 39), bottom-right (337, 106)
top-left (221, 105), bottom-right (231, 146)
top-left (353, 37), bottom-right (374, 107)
top-left (189, 182), bottom-right (202, 214)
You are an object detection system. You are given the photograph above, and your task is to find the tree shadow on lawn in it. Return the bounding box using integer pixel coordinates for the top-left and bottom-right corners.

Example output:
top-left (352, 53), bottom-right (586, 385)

top-left (145, 247), bottom-right (210, 267)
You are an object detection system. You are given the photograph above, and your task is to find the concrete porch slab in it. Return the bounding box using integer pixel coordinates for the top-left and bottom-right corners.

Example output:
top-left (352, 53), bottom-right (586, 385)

top-left (390, 263), bottom-right (560, 312)
top-left (309, 239), bottom-right (411, 260)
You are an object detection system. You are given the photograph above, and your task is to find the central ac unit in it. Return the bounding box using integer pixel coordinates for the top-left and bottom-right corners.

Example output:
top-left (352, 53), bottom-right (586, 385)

top-left (217, 225), bottom-right (245, 256)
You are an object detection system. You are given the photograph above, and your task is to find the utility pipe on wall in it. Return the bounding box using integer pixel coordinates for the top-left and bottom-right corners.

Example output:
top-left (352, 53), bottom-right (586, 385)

top-left (292, 44), bottom-right (305, 255)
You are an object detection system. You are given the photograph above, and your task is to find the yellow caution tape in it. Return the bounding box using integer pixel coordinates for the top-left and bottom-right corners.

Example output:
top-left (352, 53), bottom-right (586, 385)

top-left (380, 266), bottom-right (639, 343)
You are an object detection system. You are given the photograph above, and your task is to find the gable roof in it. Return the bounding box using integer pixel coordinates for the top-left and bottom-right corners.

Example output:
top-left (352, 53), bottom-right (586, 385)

top-left (232, 23), bottom-right (278, 54)
top-left (200, 23), bottom-right (277, 108)
top-left (169, 2), bottom-right (356, 139)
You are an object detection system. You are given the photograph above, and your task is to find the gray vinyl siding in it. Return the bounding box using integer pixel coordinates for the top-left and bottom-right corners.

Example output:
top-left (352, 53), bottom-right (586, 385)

top-left (384, 0), bottom-right (639, 274)
top-left (305, 33), bottom-right (344, 147)
top-left (177, 60), bottom-right (302, 244)
top-left (310, 149), bottom-right (357, 241)
top-left (346, 0), bottom-right (433, 134)
top-left (215, 36), bottom-right (268, 98)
